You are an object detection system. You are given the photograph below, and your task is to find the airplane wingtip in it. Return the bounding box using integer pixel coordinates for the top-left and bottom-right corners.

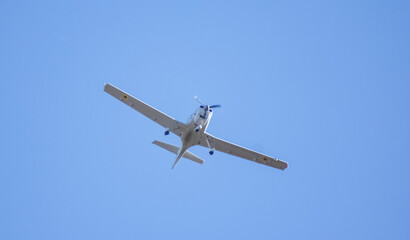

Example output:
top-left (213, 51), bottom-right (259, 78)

top-left (103, 83), bottom-right (110, 91)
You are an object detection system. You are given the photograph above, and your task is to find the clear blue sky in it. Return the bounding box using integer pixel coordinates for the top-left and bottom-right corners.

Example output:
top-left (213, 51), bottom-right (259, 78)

top-left (1, 1), bottom-right (409, 239)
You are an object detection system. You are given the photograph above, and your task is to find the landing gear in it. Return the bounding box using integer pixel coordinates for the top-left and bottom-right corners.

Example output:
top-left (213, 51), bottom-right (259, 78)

top-left (195, 125), bottom-right (202, 132)
top-left (209, 147), bottom-right (215, 156)
top-left (206, 139), bottom-right (215, 156)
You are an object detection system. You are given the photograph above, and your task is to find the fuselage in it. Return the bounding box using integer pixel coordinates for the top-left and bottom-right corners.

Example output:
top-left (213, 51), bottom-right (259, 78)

top-left (180, 105), bottom-right (213, 149)
top-left (170, 105), bottom-right (214, 168)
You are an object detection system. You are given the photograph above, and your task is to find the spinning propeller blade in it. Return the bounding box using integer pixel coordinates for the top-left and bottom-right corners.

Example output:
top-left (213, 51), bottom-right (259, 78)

top-left (209, 104), bottom-right (221, 108)
top-left (194, 96), bottom-right (203, 105)
top-left (194, 96), bottom-right (221, 109)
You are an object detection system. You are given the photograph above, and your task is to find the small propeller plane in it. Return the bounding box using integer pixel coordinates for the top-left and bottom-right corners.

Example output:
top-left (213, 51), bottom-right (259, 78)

top-left (104, 83), bottom-right (288, 170)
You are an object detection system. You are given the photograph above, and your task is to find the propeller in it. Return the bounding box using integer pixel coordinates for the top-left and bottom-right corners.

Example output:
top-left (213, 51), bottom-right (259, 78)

top-left (194, 96), bottom-right (221, 110)
top-left (194, 96), bottom-right (203, 105)
top-left (209, 104), bottom-right (221, 108)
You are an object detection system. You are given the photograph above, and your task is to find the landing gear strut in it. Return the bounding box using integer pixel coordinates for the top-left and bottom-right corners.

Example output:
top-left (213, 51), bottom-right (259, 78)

top-left (206, 138), bottom-right (215, 156)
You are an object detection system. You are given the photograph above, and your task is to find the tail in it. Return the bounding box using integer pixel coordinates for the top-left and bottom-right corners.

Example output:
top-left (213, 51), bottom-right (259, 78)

top-left (152, 140), bottom-right (204, 168)
top-left (172, 149), bottom-right (184, 169)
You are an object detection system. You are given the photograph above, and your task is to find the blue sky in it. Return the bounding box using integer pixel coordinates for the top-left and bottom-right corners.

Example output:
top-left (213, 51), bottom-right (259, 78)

top-left (1, 1), bottom-right (409, 239)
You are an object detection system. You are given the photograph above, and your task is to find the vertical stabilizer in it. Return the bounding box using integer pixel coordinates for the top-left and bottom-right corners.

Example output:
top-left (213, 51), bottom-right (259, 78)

top-left (152, 140), bottom-right (204, 168)
top-left (172, 155), bottom-right (183, 169)
top-left (172, 146), bottom-right (187, 169)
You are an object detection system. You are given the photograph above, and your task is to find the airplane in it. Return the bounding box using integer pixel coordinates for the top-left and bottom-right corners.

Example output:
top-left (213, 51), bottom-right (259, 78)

top-left (104, 83), bottom-right (288, 170)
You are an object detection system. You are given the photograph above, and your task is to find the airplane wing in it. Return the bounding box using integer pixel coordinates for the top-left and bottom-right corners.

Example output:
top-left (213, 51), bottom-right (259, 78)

top-left (199, 133), bottom-right (288, 170)
top-left (104, 83), bottom-right (187, 136)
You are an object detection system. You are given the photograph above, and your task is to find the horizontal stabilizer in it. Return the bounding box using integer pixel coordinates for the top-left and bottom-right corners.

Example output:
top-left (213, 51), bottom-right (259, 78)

top-left (152, 140), bottom-right (204, 165)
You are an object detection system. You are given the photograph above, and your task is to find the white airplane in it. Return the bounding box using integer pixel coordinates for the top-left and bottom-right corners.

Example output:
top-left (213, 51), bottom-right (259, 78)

top-left (104, 83), bottom-right (288, 170)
